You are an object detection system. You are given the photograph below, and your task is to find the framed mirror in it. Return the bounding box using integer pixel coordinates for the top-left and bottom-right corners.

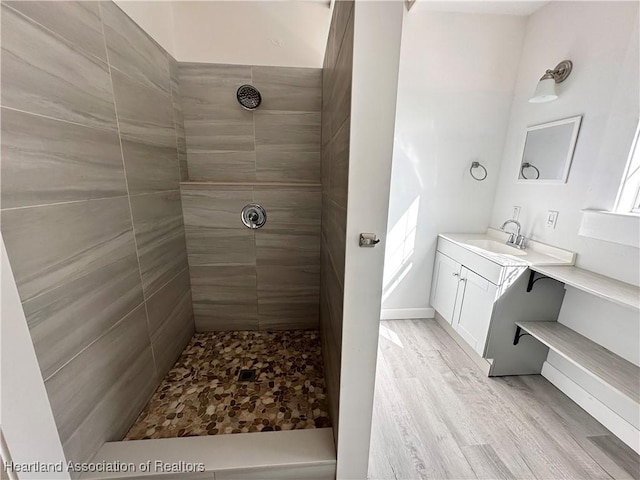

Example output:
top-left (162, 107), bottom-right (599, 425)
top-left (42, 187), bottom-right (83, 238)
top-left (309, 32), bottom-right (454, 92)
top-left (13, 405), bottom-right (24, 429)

top-left (518, 115), bottom-right (582, 183)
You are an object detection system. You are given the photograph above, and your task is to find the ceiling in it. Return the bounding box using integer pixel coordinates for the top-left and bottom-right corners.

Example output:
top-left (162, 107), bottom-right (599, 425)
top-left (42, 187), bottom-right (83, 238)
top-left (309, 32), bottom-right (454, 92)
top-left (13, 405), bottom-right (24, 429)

top-left (115, 0), bottom-right (550, 68)
top-left (412, 1), bottom-right (550, 16)
top-left (115, 0), bottom-right (332, 67)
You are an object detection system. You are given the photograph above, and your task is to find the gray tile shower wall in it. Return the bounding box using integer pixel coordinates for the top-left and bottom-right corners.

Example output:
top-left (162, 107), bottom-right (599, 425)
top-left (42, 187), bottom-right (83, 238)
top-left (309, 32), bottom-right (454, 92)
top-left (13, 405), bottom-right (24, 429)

top-left (181, 184), bottom-right (321, 331)
top-left (178, 63), bottom-right (322, 332)
top-left (179, 63), bottom-right (322, 184)
top-left (320, 0), bottom-right (355, 443)
top-left (0, 1), bottom-right (192, 468)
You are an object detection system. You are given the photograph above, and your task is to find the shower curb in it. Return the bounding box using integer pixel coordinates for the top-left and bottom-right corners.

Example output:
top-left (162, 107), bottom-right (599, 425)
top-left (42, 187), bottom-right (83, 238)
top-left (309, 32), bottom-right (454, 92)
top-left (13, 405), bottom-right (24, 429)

top-left (80, 428), bottom-right (336, 479)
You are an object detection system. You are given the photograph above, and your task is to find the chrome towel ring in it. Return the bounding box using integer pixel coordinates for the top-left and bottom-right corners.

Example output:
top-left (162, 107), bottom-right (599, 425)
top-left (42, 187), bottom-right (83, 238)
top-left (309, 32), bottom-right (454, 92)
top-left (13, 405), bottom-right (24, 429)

top-left (470, 161), bottom-right (487, 181)
top-left (520, 162), bottom-right (540, 180)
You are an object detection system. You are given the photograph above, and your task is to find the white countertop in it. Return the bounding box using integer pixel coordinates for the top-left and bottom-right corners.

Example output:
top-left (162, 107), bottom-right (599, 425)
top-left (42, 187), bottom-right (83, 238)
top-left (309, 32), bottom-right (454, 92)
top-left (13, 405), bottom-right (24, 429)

top-left (439, 229), bottom-right (576, 268)
top-left (440, 229), bottom-right (639, 310)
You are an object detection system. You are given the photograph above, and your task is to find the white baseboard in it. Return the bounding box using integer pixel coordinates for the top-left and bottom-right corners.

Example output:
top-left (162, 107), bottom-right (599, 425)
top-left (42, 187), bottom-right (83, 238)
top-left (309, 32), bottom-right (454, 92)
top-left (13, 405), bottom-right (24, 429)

top-left (542, 362), bottom-right (640, 454)
top-left (380, 307), bottom-right (435, 320)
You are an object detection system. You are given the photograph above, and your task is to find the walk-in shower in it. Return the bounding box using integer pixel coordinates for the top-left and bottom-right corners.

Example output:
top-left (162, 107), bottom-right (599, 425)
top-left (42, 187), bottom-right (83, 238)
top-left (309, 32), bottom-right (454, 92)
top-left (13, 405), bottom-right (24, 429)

top-left (0, 0), bottom-right (342, 475)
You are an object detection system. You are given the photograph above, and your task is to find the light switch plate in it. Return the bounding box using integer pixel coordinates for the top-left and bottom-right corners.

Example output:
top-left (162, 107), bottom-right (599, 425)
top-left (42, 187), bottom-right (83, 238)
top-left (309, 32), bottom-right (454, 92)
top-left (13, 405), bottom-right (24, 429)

top-left (547, 210), bottom-right (559, 229)
top-left (512, 206), bottom-right (521, 220)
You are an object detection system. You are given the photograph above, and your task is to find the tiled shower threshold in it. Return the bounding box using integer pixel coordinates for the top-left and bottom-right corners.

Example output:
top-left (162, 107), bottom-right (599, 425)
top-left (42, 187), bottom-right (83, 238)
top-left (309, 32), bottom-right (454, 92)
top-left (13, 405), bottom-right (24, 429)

top-left (81, 428), bottom-right (336, 479)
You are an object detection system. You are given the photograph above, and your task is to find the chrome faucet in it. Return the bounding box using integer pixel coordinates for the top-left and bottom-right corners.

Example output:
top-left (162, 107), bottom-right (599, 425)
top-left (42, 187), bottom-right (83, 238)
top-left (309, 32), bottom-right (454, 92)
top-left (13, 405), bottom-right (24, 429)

top-left (500, 219), bottom-right (526, 249)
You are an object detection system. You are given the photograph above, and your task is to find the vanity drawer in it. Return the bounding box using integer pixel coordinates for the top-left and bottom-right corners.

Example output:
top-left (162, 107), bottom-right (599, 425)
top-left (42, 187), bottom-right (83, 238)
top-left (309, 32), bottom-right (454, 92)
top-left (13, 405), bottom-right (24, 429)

top-left (437, 236), bottom-right (503, 285)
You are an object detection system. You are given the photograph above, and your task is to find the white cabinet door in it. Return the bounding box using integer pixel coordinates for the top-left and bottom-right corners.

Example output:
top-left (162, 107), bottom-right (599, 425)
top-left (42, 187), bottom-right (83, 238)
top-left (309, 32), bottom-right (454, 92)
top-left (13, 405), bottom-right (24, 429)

top-left (453, 267), bottom-right (498, 355)
top-left (431, 252), bottom-right (462, 324)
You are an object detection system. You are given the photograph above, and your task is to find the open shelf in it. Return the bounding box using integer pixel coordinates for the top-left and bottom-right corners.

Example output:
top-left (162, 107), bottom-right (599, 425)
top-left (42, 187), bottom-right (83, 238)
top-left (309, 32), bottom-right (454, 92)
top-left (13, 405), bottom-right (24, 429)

top-left (515, 321), bottom-right (640, 404)
top-left (530, 265), bottom-right (639, 311)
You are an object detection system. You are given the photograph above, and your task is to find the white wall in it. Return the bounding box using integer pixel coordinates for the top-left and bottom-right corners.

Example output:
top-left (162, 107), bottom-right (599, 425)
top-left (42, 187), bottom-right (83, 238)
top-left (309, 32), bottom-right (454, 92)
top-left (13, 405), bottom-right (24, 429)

top-left (116, 0), bottom-right (331, 67)
top-left (114, 1), bottom-right (177, 56)
top-left (115, 1), bottom-right (331, 67)
top-left (489, 1), bottom-right (640, 286)
top-left (382, 10), bottom-right (526, 316)
top-left (172, 1), bottom-right (331, 67)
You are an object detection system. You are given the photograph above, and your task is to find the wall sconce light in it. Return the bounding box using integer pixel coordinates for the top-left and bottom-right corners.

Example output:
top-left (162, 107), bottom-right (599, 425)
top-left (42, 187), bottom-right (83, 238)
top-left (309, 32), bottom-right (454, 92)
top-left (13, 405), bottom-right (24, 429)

top-left (529, 60), bottom-right (573, 103)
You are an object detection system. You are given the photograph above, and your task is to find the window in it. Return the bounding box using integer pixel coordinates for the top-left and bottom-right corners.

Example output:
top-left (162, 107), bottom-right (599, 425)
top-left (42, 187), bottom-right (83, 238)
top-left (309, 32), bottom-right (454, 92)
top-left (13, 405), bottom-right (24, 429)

top-left (615, 121), bottom-right (640, 214)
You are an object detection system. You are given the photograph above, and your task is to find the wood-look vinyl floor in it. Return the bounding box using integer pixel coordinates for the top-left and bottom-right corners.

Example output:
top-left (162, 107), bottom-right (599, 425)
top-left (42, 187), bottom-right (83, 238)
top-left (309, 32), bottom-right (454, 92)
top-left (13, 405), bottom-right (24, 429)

top-left (368, 319), bottom-right (640, 480)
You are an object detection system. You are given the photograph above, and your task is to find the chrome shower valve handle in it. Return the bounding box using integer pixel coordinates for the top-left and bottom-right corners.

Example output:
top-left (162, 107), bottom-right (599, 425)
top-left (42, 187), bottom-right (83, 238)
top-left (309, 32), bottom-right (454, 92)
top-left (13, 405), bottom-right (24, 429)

top-left (241, 204), bottom-right (267, 229)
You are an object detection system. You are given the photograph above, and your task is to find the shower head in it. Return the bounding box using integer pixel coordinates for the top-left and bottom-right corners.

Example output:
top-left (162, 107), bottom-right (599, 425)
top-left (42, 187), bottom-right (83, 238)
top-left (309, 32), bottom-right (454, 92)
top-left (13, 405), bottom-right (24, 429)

top-left (236, 84), bottom-right (262, 110)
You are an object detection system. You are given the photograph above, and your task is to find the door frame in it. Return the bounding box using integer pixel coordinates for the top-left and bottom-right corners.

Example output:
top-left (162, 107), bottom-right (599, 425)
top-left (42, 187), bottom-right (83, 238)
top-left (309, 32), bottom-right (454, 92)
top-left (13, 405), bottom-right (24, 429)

top-left (335, 2), bottom-right (404, 478)
top-left (1, 236), bottom-right (70, 479)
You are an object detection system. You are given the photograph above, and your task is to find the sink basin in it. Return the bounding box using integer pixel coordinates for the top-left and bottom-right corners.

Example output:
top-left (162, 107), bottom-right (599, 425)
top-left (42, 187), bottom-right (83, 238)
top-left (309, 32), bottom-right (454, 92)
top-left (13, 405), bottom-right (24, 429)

top-left (464, 239), bottom-right (528, 256)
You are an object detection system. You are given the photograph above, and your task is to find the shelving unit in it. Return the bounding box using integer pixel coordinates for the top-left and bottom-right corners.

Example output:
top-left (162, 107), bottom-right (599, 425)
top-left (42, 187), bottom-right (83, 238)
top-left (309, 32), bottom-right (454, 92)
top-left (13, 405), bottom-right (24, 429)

top-left (515, 321), bottom-right (640, 404)
top-left (516, 264), bottom-right (640, 453)
top-left (529, 265), bottom-right (639, 310)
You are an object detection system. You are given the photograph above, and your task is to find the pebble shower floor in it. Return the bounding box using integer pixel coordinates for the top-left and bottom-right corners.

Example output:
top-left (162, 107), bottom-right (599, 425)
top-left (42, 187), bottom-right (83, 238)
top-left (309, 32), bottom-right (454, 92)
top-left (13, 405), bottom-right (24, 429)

top-left (124, 330), bottom-right (331, 439)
